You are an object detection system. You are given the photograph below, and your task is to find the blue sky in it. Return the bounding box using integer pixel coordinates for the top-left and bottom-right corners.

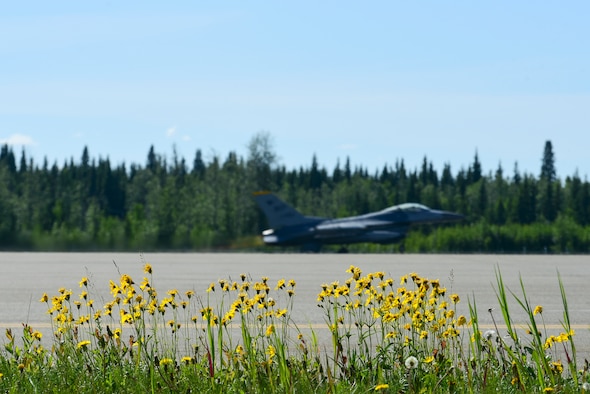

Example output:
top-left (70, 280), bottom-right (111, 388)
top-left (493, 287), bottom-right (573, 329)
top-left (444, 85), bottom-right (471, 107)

top-left (1, 2), bottom-right (589, 179)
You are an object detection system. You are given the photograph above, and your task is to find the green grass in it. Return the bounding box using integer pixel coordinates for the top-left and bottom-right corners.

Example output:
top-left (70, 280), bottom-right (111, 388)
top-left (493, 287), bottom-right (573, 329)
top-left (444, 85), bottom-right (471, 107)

top-left (1, 263), bottom-right (589, 393)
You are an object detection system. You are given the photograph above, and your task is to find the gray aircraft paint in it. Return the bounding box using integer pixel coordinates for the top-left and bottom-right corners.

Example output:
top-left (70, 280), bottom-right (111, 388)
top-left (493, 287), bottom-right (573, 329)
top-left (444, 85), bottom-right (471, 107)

top-left (254, 192), bottom-right (463, 251)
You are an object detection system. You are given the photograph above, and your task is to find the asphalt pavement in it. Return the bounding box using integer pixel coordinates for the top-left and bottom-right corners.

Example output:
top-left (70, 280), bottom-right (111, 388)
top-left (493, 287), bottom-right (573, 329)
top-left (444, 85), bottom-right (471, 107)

top-left (1, 252), bottom-right (588, 357)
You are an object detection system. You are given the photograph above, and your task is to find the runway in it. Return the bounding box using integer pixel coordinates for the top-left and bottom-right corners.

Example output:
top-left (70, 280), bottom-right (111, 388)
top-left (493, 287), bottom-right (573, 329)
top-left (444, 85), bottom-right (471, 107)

top-left (1, 252), bottom-right (589, 356)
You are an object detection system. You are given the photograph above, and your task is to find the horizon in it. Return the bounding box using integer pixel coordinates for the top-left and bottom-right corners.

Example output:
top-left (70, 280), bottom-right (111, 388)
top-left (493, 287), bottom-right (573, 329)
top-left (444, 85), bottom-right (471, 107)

top-left (1, 137), bottom-right (580, 181)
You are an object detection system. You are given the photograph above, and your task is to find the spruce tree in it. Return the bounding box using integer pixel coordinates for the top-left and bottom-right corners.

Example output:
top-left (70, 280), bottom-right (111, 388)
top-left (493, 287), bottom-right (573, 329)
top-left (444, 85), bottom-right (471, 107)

top-left (540, 140), bottom-right (556, 182)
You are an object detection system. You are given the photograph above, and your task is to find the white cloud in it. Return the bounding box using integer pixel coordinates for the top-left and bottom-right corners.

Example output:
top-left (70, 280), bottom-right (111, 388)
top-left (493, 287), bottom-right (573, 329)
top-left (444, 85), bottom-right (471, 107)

top-left (166, 127), bottom-right (176, 137)
top-left (182, 135), bottom-right (191, 142)
top-left (0, 133), bottom-right (35, 146)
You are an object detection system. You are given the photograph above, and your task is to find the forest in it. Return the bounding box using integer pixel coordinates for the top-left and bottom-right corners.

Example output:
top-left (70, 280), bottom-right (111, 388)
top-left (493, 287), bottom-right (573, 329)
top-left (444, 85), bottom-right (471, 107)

top-left (0, 134), bottom-right (589, 253)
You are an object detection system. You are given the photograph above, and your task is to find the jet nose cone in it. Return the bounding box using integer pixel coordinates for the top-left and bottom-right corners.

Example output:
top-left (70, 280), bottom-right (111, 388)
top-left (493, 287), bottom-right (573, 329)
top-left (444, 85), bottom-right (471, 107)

top-left (429, 209), bottom-right (464, 222)
top-left (440, 211), bottom-right (464, 222)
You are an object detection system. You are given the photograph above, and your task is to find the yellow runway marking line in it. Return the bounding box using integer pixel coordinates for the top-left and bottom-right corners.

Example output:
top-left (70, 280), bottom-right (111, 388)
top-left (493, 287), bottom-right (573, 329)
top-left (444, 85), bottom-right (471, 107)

top-left (2, 322), bottom-right (589, 330)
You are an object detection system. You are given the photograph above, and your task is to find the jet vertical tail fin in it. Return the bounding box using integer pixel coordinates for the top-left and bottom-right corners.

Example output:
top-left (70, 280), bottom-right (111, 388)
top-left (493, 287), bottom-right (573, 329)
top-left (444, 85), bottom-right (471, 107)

top-left (253, 192), bottom-right (319, 229)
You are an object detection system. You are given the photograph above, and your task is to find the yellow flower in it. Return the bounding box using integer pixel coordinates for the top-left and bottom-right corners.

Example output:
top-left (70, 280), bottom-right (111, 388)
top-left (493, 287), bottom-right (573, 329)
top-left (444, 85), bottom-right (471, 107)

top-left (32, 331), bottom-right (42, 340)
top-left (181, 356), bottom-right (193, 364)
top-left (167, 289), bottom-right (178, 297)
top-left (265, 324), bottom-right (275, 337)
top-left (558, 332), bottom-right (569, 342)
top-left (77, 340), bottom-right (91, 349)
top-left (533, 305), bottom-right (543, 315)
top-left (79, 277), bottom-right (88, 287)
top-left (276, 279), bottom-right (286, 290)
top-left (457, 315), bottom-right (467, 326)
top-left (120, 274), bottom-right (134, 288)
top-left (206, 283), bottom-right (215, 292)
top-left (159, 358), bottom-right (173, 366)
top-left (551, 361), bottom-right (563, 374)
top-left (143, 263), bottom-right (152, 274)
top-left (544, 335), bottom-right (557, 349)
top-left (266, 345), bottom-right (276, 361)
top-left (423, 356), bottom-right (434, 363)
top-left (374, 383), bottom-right (389, 391)
top-left (40, 293), bottom-right (48, 303)
top-left (121, 312), bottom-right (133, 324)
top-left (450, 294), bottom-right (460, 303)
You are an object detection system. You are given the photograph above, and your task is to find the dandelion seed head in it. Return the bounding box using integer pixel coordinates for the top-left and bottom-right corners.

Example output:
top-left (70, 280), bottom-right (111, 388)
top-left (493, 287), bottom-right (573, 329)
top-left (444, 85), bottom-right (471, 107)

top-left (483, 330), bottom-right (496, 341)
top-left (405, 355), bottom-right (419, 369)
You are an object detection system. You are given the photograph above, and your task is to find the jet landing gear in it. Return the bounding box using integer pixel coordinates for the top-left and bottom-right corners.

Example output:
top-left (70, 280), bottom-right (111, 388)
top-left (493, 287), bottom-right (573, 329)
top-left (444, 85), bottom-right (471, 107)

top-left (300, 243), bottom-right (322, 253)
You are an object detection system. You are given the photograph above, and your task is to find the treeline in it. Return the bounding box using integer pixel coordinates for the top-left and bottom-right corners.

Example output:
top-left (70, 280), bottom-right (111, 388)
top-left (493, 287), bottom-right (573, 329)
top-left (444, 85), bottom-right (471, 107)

top-left (0, 136), bottom-right (589, 252)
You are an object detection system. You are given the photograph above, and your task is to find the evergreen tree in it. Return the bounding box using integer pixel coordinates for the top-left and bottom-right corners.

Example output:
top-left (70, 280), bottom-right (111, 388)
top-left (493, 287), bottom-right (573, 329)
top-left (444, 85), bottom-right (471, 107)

top-left (469, 151), bottom-right (482, 183)
top-left (540, 140), bottom-right (556, 182)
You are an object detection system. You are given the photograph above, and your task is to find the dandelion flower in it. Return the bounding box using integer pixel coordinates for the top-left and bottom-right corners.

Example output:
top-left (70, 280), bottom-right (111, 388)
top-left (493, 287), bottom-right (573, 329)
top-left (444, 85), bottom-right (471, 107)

top-left (181, 356), bottom-right (193, 364)
top-left (266, 345), bottom-right (276, 361)
top-left (40, 293), bottom-right (48, 303)
top-left (457, 315), bottom-right (467, 326)
top-left (450, 294), bottom-right (460, 303)
top-left (533, 305), bottom-right (543, 315)
top-left (265, 324), bottom-right (275, 337)
top-left (374, 383), bottom-right (389, 391)
top-left (483, 329), bottom-right (496, 341)
top-left (77, 340), bottom-right (91, 350)
top-left (143, 263), bottom-right (152, 274)
top-left (582, 382), bottom-right (590, 391)
top-left (159, 358), bottom-right (173, 366)
top-left (405, 356), bottom-right (419, 369)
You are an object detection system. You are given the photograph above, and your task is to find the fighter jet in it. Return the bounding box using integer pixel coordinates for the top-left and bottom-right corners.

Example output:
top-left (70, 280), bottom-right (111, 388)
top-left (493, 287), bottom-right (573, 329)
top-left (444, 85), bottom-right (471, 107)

top-left (254, 191), bottom-right (463, 251)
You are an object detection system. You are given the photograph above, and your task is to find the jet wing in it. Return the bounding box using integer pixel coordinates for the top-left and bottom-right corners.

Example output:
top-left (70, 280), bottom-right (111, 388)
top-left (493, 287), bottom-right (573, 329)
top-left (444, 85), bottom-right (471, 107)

top-left (313, 220), bottom-right (392, 240)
